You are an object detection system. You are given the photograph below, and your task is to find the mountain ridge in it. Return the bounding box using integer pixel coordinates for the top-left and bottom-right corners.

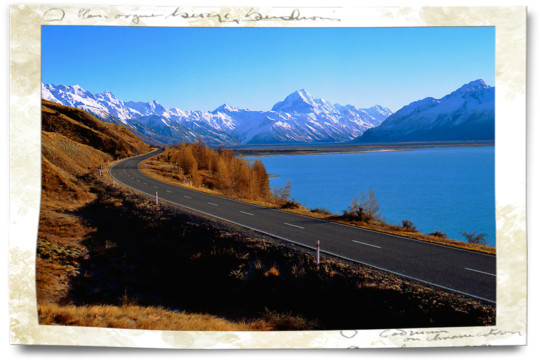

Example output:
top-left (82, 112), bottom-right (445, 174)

top-left (42, 84), bottom-right (393, 146)
top-left (354, 79), bottom-right (494, 143)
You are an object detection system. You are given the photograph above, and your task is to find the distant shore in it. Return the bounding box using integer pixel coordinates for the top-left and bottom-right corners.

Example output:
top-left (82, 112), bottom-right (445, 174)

top-left (229, 141), bottom-right (494, 157)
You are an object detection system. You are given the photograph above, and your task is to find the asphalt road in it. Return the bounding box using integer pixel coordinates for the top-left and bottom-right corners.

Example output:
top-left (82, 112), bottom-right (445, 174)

top-left (110, 149), bottom-right (497, 303)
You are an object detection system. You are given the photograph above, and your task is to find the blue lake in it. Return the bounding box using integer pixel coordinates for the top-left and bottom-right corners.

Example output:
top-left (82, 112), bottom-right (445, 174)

top-left (251, 146), bottom-right (495, 246)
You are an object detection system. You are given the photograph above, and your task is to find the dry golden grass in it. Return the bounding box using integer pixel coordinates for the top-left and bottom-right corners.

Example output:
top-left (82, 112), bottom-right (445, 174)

top-left (264, 265), bottom-right (280, 278)
top-left (38, 303), bottom-right (268, 331)
top-left (328, 219), bottom-right (496, 254)
top-left (37, 101), bottom-right (150, 305)
top-left (42, 100), bottom-right (150, 158)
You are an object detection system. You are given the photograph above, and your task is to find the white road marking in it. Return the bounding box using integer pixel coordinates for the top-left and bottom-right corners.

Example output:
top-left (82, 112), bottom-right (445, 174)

top-left (153, 186), bottom-right (158, 188)
top-left (240, 211), bottom-right (254, 216)
top-left (465, 267), bottom-right (496, 277)
top-left (166, 190), bottom-right (172, 193)
top-left (352, 240), bottom-right (382, 249)
top-left (208, 202), bottom-right (218, 206)
top-left (284, 222), bottom-right (304, 230)
top-left (184, 195), bottom-right (191, 199)
top-left (143, 182), bottom-right (148, 185)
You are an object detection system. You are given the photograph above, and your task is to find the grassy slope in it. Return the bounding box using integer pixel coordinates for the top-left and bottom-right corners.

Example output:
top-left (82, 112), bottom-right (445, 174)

top-left (39, 100), bottom-right (151, 304)
top-left (38, 101), bottom-right (263, 330)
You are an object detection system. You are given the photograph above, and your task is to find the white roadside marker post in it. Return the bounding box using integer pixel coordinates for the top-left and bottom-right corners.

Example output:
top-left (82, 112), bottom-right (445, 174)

top-left (317, 240), bottom-right (320, 266)
top-left (156, 192), bottom-right (158, 205)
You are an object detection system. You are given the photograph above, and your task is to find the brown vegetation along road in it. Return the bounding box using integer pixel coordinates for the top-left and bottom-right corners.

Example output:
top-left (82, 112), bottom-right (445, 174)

top-left (110, 149), bottom-right (497, 303)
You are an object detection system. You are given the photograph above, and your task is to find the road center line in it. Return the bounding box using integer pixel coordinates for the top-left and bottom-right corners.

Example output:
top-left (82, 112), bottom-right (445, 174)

top-left (166, 190), bottom-right (172, 193)
top-left (352, 240), bottom-right (382, 249)
top-left (208, 202), bottom-right (218, 206)
top-left (240, 211), bottom-right (254, 216)
top-left (465, 267), bottom-right (496, 277)
top-left (143, 182), bottom-right (148, 185)
top-left (284, 222), bottom-right (304, 230)
top-left (184, 195), bottom-right (191, 199)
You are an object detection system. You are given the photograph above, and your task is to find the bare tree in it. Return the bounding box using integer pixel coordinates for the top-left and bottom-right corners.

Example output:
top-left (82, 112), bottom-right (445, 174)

top-left (361, 187), bottom-right (381, 222)
top-left (345, 187), bottom-right (381, 223)
top-left (273, 180), bottom-right (292, 203)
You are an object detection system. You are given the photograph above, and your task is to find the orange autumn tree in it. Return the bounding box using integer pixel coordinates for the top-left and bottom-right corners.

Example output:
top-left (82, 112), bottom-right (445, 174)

top-left (159, 139), bottom-right (271, 201)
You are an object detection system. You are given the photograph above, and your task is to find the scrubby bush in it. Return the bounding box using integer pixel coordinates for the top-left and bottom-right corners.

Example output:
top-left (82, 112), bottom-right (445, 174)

top-left (461, 232), bottom-right (488, 246)
top-left (429, 231), bottom-right (447, 238)
top-left (280, 199), bottom-right (301, 210)
top-left (401, 220), bottom-right (417, 232)
top-left (311, 208), bottom-right (332, 216)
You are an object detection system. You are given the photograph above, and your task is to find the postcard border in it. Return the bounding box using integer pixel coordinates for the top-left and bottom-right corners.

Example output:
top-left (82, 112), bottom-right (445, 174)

top-left (9, 4), bottom-right (527, 349)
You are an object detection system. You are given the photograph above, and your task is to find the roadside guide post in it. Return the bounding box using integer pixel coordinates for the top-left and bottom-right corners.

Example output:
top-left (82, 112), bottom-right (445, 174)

top-left (317, 240), bottom-right (320, 266)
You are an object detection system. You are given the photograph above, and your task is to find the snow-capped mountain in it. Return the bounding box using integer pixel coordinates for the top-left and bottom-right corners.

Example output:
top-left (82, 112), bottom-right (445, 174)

top-left (42, 83), bottom-right (393, 145)
top-left (354, 80), bottom-right (495, 143)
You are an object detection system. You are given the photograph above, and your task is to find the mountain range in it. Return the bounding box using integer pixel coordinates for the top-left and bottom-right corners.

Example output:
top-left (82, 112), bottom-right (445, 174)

top-left (41, 80), bottom-right (494, 146)
top-left (42, 84), bottom-right (392, 146)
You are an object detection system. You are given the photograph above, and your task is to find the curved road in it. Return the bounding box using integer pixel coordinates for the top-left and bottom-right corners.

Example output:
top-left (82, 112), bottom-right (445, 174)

top-left (110, 149), bottom-right (496, 303)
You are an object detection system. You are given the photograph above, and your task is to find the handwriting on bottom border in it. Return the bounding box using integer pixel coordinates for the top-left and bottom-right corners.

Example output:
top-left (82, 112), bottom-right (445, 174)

top-left (340, 328), bottom-right (523, 346)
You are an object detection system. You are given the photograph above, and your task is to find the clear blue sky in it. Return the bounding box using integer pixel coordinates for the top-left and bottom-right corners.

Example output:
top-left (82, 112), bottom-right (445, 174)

top-left (42, 26), bottom-right (494, 112)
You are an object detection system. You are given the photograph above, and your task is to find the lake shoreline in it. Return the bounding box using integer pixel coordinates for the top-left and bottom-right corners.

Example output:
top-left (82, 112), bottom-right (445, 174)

top-left (231, 141), bottom-right (494, 157)
top-left (246, 145), bottom-right (496, 247)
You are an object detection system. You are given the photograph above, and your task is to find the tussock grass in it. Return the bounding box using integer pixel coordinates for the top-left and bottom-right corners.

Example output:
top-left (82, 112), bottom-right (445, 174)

top-left (38, 303), bottom-right (263, 331)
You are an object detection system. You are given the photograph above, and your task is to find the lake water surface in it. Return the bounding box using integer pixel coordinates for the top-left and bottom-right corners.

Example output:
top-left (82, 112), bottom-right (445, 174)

top-left (252, 146), bottom-right (495, 246)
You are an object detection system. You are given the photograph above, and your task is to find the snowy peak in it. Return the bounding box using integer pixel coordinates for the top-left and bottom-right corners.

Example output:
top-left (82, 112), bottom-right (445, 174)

top-left (124, 99), bottom-right (168, 117)
top-left (148, 100), bottom-right (167, 114)
top-left (212, 103), bottom-right (240, 114)
top-left (455, 79), bottom-right (491, 93)
top-left (444, 79), bottom-right (493, 103)
top-left (290, 89), bottom-right (316, 104)
top-left (271, 89), bottom-right (319, 113)
top-left (98, 90), bottom-right (118, 100)
top-left (287, 89), bottom-right (316, 104)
